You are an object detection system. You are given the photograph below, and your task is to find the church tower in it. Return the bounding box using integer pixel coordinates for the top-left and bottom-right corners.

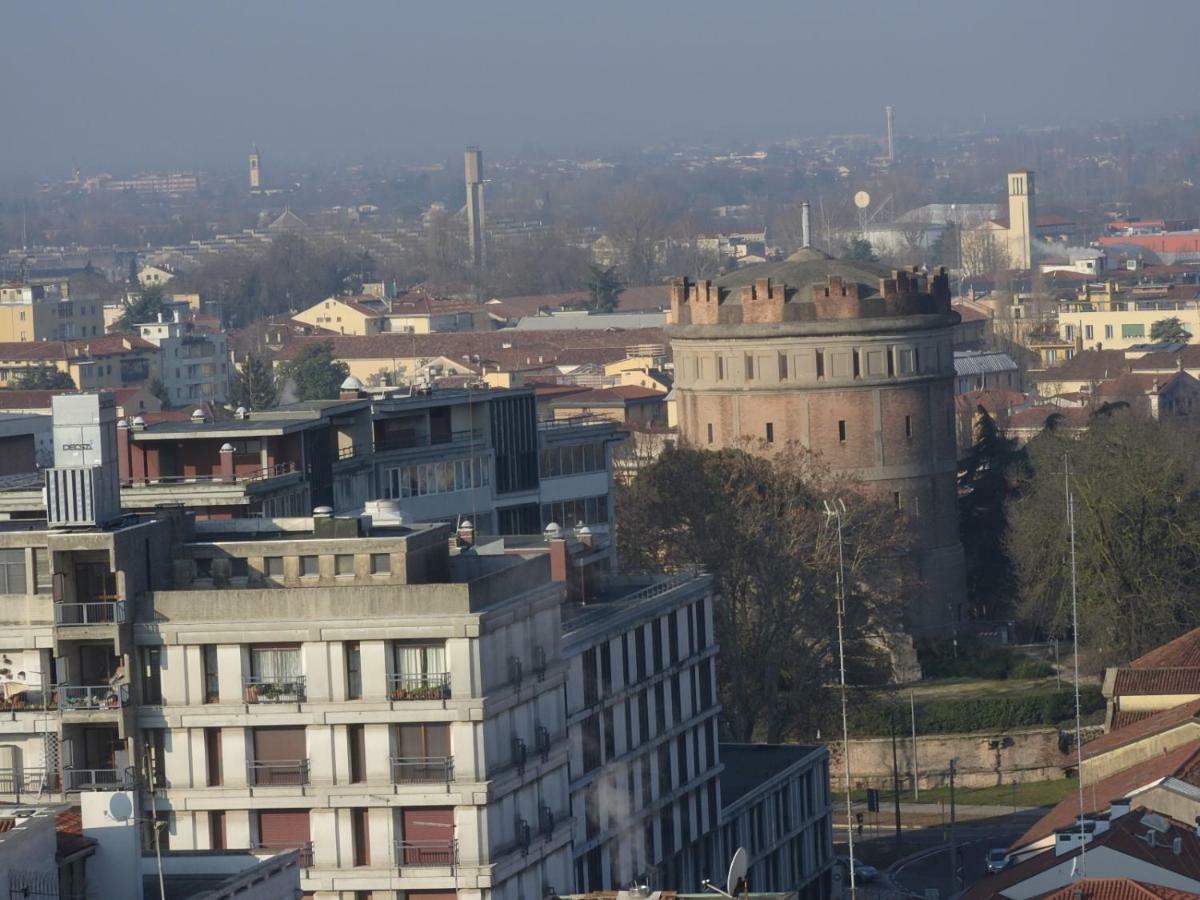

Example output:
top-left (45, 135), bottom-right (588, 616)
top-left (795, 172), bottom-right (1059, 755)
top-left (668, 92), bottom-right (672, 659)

top-left (1006, 170), bottom-right (1035, 269)
top-left (249, 145), bottom-right (262, 191)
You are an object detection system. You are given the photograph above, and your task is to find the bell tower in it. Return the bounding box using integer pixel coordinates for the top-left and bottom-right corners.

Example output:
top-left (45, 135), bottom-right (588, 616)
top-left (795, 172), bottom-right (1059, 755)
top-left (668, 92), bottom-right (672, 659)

top-left (249, 145), bottom-right (262, 191)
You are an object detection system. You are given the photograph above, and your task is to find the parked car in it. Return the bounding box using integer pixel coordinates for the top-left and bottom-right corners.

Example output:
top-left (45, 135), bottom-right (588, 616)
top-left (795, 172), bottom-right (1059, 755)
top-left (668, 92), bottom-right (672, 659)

top-left (835, 855), bottom-right (880, 882)
top-left (986, 848), bottom-right (1010, 873)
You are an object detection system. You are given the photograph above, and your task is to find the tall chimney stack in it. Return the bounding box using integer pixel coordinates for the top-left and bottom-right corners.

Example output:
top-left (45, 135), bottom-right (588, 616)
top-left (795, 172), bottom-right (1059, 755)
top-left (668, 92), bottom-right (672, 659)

top-left (801, 201), bottom-right (812, 249)
top-left (886, 105), bottom-right (896, 162)
top-left (464, 147), bottom-right (486, 269)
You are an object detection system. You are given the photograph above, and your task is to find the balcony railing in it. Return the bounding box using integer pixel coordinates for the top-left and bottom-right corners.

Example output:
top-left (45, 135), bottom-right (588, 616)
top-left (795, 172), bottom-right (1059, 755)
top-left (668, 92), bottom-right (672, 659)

top-left (0, 690), bottom-right (53, 712)
top-left (390, 756), bottom-right (454, 784)
top-left (55, 600), bottom-right (125, 626)
top-left (243, 677), bottom-right (307, 704)
top-left (388, 672), bottom-right (451, 701)
top-left (374, 429), bottom-right (482, 454)
top-left (0, 768), bottom-right (56, 794)
top-left (121, 462), bottom-right (297, 488)
top-left (395, 839), bottom-right (458, 867)
top-left (64, 768), bottom-right (133, 791)
top-left (58, 684), bottom-right (130, 711)
top-left (252, 841), bottom-right (313, 867)
top-left (247, 759), bottom-right (310, 786)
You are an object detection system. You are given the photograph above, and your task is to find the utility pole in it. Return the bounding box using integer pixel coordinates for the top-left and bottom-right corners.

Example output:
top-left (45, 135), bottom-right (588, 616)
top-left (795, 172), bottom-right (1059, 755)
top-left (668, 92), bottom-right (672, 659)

top-left (910, 689), bottom-right (919, 801)
top-left (948, 758), bottom-right (959, 892)
top-left (824, 499), bottom-right (855, 899)
top-left (890, 706), bottom-right (902, 855)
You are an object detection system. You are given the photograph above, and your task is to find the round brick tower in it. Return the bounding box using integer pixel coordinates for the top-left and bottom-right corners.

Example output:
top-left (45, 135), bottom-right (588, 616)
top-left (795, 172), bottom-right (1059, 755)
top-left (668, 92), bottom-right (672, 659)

top-left (665, 254), bottom-right (966, 634)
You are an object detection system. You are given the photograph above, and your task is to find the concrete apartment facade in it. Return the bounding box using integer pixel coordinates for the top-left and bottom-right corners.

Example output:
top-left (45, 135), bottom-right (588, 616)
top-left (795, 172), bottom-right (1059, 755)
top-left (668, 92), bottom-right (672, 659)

top-left (0, 280), bottom-right (106, 341)
top-left (137, 316), bottom-right (232, 405)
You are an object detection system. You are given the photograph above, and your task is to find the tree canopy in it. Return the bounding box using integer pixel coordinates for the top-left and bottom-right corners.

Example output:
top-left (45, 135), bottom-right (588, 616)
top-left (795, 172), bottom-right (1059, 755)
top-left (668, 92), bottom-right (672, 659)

top-left (843, 238), bottom-right (879, 262)
top-left (1150, 316), bottom-right (1191, 343)
top-left (231, 354), bottom-right (278, 410)
top-left (118, 285), bottom-right (166, 332)
top-left (279, 341), bottom-right (349, 402)
top-left (584, 264), bottom-right (623, 313)
top-left (6, 365), bottom-right (75, 390)
top-left (617, 444), bottom-right (908, 741)
top-left (1007, 411), bottom-right (1200, 663)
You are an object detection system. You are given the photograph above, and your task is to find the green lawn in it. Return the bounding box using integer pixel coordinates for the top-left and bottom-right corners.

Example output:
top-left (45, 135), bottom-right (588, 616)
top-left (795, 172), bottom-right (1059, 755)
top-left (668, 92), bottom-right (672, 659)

top-left (850, 777), bottom-right (1078, 808)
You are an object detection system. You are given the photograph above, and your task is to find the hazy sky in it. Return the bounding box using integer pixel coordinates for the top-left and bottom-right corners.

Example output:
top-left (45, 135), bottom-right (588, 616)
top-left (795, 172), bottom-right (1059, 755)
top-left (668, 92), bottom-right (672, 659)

top-left (4, 0), bottom-right (1200, 177)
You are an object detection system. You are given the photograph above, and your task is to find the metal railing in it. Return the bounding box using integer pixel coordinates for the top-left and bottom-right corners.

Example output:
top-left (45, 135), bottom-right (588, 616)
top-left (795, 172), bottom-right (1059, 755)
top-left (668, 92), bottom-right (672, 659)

top-left (243, 677), bottom-right (307, 704)
top-left (64, 768), bottom-right (133, 791)
top-left (0, 768), bottom-right (55, 794)
top-left (55, 600), bottom-right (126, 626)
top-left (387, 672), bottom-right (451, 701)
top-left (395, 839), bottom-right (458, 867)
top-left (121, 462), bottom-right (297, 488)
top-left (0, 690), bottom-right (53, 712)
top-left (247, 759), bottom-right (310, 786)
top-left (252, 841), bottom-right (313, 867)
top-left (390, 756), bottom-right (454, 784)
top-left (58, 684), bottom-right (130, 711)
top-left (374, 429), bottom-right (482, 454)
top-left (537, 414), bottom-right (615, 431)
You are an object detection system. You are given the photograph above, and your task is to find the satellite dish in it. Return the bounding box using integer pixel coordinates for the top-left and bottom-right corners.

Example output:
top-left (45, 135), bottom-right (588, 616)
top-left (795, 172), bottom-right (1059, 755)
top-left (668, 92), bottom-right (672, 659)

top-left (107, 792), bottom-right (134, 822)
top-left (854, 190), bottom-right (872, 210)
top-left (727, 846), bottom-right (749, 896)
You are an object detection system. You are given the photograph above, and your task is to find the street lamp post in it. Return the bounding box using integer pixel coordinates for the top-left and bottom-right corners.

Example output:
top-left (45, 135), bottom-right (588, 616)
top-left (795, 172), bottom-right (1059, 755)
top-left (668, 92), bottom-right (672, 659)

top-left (824, 498), bottom-right (856, 899)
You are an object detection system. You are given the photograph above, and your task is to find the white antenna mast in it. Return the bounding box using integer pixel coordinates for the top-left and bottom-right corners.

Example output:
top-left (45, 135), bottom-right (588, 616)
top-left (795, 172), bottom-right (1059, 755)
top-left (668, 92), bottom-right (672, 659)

top-left (1066, 454), bottom-right (1086, 878)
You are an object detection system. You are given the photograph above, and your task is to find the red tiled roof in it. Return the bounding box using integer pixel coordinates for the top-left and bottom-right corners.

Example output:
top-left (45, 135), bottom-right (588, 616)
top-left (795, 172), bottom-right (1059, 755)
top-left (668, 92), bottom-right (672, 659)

top-left (0, 818), bottom-right (15, 832)
top-left (1113, 710), bottom-right (1161, 729)
top-left (1132, 627), bottom-right (1200, 669)
top-left (0, 386), bottom-right (152, 411)
top-left (1114, 669), bottom-right (1200, 696)
top-left (985, 806), bottom-right (1200, 899)
top-left (1010, 743), bottom-right (1200, 853)
top-left (1084, 699), bottom-right (1200, 759)
top-left (1035, 349), bottom-right (1130, 383)
top-left (952, 303), bottom-right (990, 323)
top-left (0, 335), bottom-right (157, 363)
top-left (1031, 878), bottom-right (1199, 899)
top-left (954, 388), bottom-right (1026, 415)
top-left (1095, 372), bottom-right (1187, 398)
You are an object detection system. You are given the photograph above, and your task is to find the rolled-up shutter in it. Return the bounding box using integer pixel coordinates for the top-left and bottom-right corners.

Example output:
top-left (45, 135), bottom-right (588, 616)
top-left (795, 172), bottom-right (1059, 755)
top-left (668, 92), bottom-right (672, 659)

top-left (258, 810), bottom-right (309, 847)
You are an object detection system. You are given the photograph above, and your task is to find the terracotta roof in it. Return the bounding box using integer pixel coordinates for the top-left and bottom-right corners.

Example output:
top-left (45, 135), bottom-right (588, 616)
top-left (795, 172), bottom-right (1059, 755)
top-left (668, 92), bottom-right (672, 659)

top-left (1008, 405), bottom-right (1091, 431)
top-left (488, 285), bottom-right (671, 319)
top-left (986, 806), bottom-right (1200, 899)
top-left (1115, 669), bottom-right (1200, 696)
top-left (1035, 349), bottom-right (1130, 384)
top-left (1113, 710), bottom-right (1162, 729)
top-left (952, 303), bottom-right (991, 323)
top-left (533, 384), bottom-right (593, 398)
top-left (56, 807), bottom-right (96, 860)
top-left (1095, 372), bottom-right (1187, 398)
top-left (551, 386), bottom-right (665, 406)
top-left (0, 335), bottom-right (157, 363)
top-left (0, 818), bottom-right (14, 832)
top-left (1132, 627), bottom-right (1200, 669)
top-left (1031, 878), bottom-right (1200, 899)
top-left (954, 388), bottom-right (1026, 415)
top-left (1010, 743), bottom-right (1200, 853)
top-left (1084, 699), bottom-right (1200, 759)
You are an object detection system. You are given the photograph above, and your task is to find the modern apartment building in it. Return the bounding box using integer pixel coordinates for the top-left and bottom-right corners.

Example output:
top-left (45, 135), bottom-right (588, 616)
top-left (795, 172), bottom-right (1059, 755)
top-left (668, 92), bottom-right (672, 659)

top-left (0, 280), bottom-right (105, 341)
top-left (137, 315), bottom-right (232, 405)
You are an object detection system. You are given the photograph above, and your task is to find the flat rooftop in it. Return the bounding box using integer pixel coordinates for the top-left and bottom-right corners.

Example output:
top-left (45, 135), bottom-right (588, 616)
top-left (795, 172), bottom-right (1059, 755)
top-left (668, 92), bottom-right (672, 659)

top-left (561, 573), bottom-right (709, 645)
top-left (719, 743), bottom-right (821, 805)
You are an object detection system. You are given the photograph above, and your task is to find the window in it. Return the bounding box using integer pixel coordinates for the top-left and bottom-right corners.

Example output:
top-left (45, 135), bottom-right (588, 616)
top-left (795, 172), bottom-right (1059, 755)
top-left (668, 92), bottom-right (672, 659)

top-left (205, 727), bottom-right (223, 786)
top-left (838, 420), bottom-right (847, 443)
top-left (369, 553), bottom-right (390, 575)
top-left (345, 642), bottom-right (362, 700)
top-left (299, 556), bottom-right (319, 577)
top-left (264, 557), bottom-right (284, 580)
top-left (816, 350), bottom-right (825, 378)
top-left (394, 722), bottom-right (449, 760)
top-left (351, 808), bottom-right (370, 866)
top-left (32, 549), bottom-right (50, 594)
top-left (387, 457), bottom-right (489, 499)
top-left (603, 707), bottom-right (616, 760)
top-left (146, 728), bottom-right (167, 788)
top-left (335, 554), bottom-right (354, 576)
top-left (765, 422), bottom-right (774, 444)
top-left (894, 491), bottom-right (902, 509)
top-left (716, 357), bottom-right (725, 381)
top-left (905, 415), bottom-right (912, 439)
top-left (583, 647), bottom-right (599, 706)
top-left (582, 714), bottom-right (601, 773)
top-left (0, 549), bottom-right (26, 593)
top-left (1121, 323), bottom-right (1146, 339)
top-left (250, 644), bottom-right (301, 685)
top-left (392, 642), bottom-right (447, 679)
top-left (202, 645), bottom-right (219, 703)
top-left (707, 423), bottom-right (714, 444)
top-left (744, 355), bottom-right (754, 380)
top-left (778, 352), bottom-right (788, 380)
top-left (1085, 325), bottom-right (1094, 340)
top-left (852, 349), bottom-right (861, 378)
top-left (209, 810), bottom-right (226, 850)
top-left (887, 347), bottom-right (895, 377)
top-left (1105, 324), bottom-right (1114, 340)
top-left (348, 725), bottom-right (366, 783)
top-left (141, 647), bottom-right (163, 705)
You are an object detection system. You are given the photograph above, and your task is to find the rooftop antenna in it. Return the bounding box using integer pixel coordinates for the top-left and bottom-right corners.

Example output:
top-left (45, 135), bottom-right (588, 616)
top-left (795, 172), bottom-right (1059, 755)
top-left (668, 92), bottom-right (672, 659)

top-left (823, 498), bottom-right (856, 899)
top-left (701, 846), bottom-right (749, 898)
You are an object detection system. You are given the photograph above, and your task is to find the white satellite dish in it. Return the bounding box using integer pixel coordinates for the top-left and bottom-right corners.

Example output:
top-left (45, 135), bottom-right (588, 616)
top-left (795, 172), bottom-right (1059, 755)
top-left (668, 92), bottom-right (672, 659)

top-left (854, 190), bottom-right (872, 210)
top-left (727, 846), bottom-right (749, 896)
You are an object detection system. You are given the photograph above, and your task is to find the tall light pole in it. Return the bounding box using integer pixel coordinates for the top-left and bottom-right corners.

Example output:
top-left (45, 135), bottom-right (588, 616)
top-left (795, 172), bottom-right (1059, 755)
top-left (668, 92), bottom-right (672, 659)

top-left (824, 498), bottom-right (856, 899)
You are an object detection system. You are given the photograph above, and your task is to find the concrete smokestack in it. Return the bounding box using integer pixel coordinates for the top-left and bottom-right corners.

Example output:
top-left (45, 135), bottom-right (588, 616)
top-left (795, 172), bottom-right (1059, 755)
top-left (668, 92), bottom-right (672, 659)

top-left (465, 147), bottom-right (486, 268)
top-left (801, 201), bottom-right (811, 249)
top-left (886, 105), bottom-right (895, 162)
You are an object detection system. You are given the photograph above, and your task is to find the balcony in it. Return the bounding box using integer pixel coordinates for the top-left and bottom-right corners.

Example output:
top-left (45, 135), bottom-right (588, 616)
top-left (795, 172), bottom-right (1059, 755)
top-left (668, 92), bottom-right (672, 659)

top-left (0, 690), bottom-right (53, 713)
top-left (390, 756), bottom-right (454, 784)
top-left (395, 839), bottom-right (458, 868)
top-left (375, 429), bottom-right (482, 454)
top-left (247, 759), bottom-right (310, 786)
top-left (121, 462), bottom-right (298, 489)
top-left (388, 672), bottom-right (450, 701)
top-left (0, 767), bottom-right (57, 795)
top-left (252, 841), bottom-right (313, 867)
top-left (243, 677), bottom-right (306, 704)
top-left (59, 684), bottom-right (130, 711)
top-left (55, 600), bottom-right (125, 626)
top-left (64, 767), bottom-right (134, 792)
